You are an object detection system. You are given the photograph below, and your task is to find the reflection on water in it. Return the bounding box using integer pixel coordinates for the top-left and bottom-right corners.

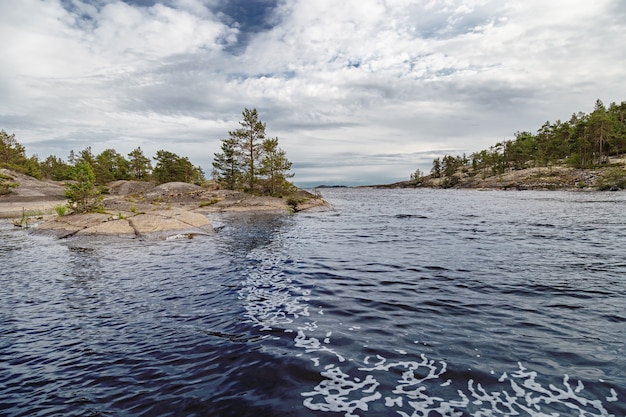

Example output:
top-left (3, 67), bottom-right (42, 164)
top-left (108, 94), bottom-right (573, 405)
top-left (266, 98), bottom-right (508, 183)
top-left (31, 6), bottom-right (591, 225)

top-left (1, 189), bottom-right (625, 416)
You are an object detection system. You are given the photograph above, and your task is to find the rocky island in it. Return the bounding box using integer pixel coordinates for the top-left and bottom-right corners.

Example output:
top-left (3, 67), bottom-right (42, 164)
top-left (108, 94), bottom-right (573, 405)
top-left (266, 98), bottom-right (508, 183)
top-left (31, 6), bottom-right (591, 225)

top-left (0, 169), bottom-right (326, 239)
top-left (0, 109), bottom-right (326, 239)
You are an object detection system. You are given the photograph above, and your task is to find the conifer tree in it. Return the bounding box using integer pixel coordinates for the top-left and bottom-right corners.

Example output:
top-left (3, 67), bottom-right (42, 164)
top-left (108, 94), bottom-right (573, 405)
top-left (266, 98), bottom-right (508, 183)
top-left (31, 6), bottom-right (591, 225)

top-left (259, 137), bottom-right (293, 196)
top-left (128, 147), bottom-right (152, 180)
top-left (230, 108), bottom-right (266, 191)
top-left (213, 108), bottom-right (294, 195)
top-left (212, 137), bottom-right (241, 190)
top-left (65, 161), bottom-right (102, 213)
top-left (153, 150), bottom-right (204, 184)
top-left (0, 130), bottom-right (27, 168)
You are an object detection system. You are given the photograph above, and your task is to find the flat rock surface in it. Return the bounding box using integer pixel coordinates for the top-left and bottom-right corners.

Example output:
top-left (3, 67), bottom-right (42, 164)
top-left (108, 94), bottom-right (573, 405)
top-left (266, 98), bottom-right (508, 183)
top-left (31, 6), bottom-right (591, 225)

top-left (75, 219), bottom-right (136, 237)
top-left (37, 208), bottom-right (213, 239)
top-left (129, 210), bottom-right (211, 233)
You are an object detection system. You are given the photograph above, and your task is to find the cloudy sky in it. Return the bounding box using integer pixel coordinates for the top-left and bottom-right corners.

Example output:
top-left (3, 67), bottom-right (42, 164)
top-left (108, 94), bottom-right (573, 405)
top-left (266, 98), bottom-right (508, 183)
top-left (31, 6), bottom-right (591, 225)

top-left (1, 0), bottom-right (625, 186)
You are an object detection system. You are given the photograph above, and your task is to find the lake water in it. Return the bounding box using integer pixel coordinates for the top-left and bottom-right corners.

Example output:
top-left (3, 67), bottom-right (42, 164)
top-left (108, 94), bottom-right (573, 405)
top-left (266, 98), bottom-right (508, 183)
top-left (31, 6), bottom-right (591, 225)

top-left (1, 188), bottom-right (625, 417)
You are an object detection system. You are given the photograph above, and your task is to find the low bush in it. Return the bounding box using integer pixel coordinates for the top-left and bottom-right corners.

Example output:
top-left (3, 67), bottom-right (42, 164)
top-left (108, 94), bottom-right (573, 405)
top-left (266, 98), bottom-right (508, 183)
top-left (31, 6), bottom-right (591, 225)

top-left (54, 205), bottom-right (67, 216)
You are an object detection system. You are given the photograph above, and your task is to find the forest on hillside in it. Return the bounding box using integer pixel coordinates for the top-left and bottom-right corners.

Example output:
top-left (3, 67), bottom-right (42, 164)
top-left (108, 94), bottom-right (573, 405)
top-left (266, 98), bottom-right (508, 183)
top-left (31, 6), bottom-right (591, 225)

top-left (418, 99), bottom-right (626, 186)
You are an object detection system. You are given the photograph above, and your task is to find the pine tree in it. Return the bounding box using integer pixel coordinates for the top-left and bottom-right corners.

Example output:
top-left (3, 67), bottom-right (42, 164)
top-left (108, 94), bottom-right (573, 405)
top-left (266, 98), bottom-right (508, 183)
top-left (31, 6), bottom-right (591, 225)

top-left (431, 158), bottom-right (442, 178)
top-left (230, 108), bottom-right (266, 191)
top-left (153, 150), bottom-right (204, 184)
top-left (65, 161), bottom-right (102, 213)
top-left (94, 149), bottom-right (130, 184)
top-left (40, 155), bottom-right (71, 180)
top-left (259, 137), bottom-right (293, 196)
top-left (213, 108), bottom-right (295, 195)
top-left (128, 147), bottom-right (152, 180)
top-left (212, 137), bottom-right (241, 190)
top-left (0, 130), bottom-right (26, 167)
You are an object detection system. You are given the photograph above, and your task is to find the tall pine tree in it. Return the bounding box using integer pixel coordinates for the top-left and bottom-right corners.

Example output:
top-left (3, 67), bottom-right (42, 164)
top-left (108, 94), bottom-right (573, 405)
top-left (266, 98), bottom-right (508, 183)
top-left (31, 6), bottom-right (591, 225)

top-left (213, 108), bottom-right (294, 194)
top-left (230, 108), bottom-right (266, 191)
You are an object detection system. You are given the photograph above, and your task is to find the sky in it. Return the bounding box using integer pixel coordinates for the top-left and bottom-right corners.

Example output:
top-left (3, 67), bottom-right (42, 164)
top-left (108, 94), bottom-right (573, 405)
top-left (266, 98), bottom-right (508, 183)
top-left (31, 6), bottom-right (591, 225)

top-left (1, 0), bottom-right (625, 187)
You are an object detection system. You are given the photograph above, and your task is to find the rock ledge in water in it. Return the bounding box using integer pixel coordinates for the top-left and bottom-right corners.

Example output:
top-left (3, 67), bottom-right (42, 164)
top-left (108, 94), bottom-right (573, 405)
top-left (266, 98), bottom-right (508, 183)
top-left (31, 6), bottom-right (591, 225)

top-left (35, 207), bottom-right (212, 239)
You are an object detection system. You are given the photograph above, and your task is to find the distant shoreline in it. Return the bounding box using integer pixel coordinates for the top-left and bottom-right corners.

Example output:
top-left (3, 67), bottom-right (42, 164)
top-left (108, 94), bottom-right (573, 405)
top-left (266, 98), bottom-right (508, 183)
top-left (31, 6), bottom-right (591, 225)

top-left (365, 165), bottom-right (626, 191)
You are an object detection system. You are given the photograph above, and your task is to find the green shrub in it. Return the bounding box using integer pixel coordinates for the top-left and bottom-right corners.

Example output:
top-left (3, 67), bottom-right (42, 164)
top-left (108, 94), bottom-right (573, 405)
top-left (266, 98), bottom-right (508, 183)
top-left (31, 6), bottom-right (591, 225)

top-left (286, 197), bottom-right (300, 213)
top-left (0, 173), bottom-right (18, 195)
top-left (597, 168), bottom-right (626, 190)
top-left (0, 182), bottom-right (18, 195)
top-left (65, 161), bottom-right (103, 213)
top-left (54, 205), bottom-right (67, 216)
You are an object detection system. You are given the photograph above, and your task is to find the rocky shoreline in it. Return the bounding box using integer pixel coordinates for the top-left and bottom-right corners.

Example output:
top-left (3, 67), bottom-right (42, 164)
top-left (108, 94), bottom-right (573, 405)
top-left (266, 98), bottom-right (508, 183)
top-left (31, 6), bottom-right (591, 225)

top-left (0, 170), bottom-right (327, 239)
top-left (372, 165), bottom-right (626, 191)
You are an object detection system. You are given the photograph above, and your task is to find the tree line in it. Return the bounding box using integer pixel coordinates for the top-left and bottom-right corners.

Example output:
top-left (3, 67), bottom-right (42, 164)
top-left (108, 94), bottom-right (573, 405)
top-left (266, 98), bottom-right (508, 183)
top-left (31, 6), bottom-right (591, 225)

top-left (1, 108), bottom-right (294, 196)
top-left (0, 132), bottom-right (205, 186)
top-left (427, 99), bottom-right (626, 182)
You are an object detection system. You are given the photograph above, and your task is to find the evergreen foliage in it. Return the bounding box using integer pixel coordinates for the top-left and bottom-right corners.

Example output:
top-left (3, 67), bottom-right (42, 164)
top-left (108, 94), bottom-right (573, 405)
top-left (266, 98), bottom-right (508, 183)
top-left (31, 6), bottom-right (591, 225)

top-left (427, 99), bottom-right (626, 180)
top-left (40, 155), bottom-right (71, 181)
top-left (0, 130), bottom-right (26, 167)
top-left (94, 149), bottom-right (130, 184)
top-left (0, 131), bottom-right (206, 188)
top-left (127, 147), bottom-right (152, 180)
top-left (0, 129), bottom-right (41, 178)
top-left (212, 137), bottom-right (241, 190)
top-left (229, 108), bottom-right (266, 191)
top-left (77, 147), bottom-right (96, 168)
top-left (259, 137), bottom-right (294, 196)
top-left (213, 108), bottom-right (294, 196)
top-left (0, 128), bottom-right (216, 215)
top-left (0, 172), bottom-right (19, 196)
top-left (410, 169), bottom-right (424, 184)
top-left (65, 161), bottom-right (103, 213)
top-left (153, 150), bottom-right (204, 185)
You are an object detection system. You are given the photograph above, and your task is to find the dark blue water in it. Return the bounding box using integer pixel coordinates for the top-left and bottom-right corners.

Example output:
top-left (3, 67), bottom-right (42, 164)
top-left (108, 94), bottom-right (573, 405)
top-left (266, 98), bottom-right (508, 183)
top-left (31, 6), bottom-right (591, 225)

top-left (1, 188), bottom-right (625, 416)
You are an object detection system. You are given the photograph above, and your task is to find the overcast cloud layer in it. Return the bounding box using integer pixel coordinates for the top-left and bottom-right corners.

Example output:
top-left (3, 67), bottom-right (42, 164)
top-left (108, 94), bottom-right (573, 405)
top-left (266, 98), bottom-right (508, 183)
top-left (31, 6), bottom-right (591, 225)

top-left (1, 0), bottom-right (625, 186)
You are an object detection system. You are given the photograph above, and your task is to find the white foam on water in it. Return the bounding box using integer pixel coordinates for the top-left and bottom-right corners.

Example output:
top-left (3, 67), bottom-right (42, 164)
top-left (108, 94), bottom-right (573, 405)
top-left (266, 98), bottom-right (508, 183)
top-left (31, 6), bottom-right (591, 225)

top-left (239, 258), bottom-right (311, 331)
top-left (607, 389), bottom-right (618, 402)
top-left (238, 256), bottom-right (621, 417)
top-left (302, 359), bottom-right (620, 417)
top-left (294, 328), bottom-right (346, 363)
top-left (301, 365), bottom-right (382, 417)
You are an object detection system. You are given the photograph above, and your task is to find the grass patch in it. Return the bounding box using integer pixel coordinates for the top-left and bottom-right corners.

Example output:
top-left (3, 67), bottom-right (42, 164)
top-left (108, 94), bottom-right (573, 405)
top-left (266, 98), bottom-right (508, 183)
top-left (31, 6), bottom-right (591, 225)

top-left (199, 199), bottom-right (220, 207)
top-left (12, 209), bottom-right (44, 228)
top-left (54, 205), bottom-right (67, 216)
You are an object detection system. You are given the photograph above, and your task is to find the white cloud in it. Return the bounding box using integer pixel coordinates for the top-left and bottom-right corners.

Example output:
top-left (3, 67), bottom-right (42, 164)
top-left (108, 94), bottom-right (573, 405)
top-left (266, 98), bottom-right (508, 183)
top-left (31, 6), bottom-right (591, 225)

top-left (0, 0), bottom-right (625, 185)
top-left (93, 2), bottom-right (230, 60)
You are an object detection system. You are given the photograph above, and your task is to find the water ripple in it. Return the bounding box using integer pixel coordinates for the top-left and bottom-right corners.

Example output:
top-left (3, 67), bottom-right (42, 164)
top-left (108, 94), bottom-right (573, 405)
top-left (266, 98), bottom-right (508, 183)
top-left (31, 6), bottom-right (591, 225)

top-left (1, 190), bottom-right (625, 416)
